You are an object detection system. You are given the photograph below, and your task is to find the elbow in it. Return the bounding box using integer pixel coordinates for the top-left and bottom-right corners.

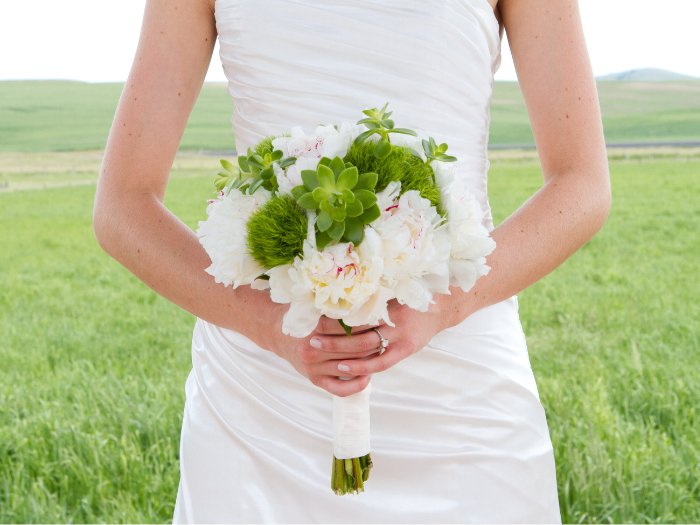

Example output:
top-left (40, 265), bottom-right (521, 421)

top-left (92, 196), bottom-right (116, 255)
top-left (584, 166), bottom-right (613, 238)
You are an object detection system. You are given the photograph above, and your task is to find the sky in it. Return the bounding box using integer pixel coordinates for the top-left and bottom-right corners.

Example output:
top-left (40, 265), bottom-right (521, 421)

top-left (1, 0), bottom-right (699, 83)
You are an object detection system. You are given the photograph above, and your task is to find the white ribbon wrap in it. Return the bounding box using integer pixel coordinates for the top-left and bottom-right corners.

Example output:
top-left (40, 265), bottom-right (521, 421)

top-left (332, 382), bottom-right (372, 459)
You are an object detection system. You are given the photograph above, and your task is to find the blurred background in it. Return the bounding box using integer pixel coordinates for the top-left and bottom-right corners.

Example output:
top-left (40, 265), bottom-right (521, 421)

top-left (1, 1), bottom-right (699, 523)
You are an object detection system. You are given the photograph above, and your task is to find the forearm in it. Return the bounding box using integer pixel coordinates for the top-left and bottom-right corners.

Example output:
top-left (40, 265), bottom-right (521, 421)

top-left (93, 191), bottom-right (284, 338)
top-left (439, 167), bottom-right (611, 328)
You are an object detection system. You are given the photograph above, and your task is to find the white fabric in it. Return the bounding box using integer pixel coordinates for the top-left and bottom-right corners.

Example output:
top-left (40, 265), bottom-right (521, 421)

top-left (333, 383), bottom-right (372, 459)
top-left (174, 0), bottom-right (561, 522)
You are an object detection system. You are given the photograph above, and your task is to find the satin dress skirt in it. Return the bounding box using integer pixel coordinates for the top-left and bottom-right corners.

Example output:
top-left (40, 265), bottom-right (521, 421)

top-left (173, 295), bottom-right (561, 523)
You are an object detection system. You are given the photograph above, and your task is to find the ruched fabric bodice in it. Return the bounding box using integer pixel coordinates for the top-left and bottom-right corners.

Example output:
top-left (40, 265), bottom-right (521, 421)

top-left (215, 0), bottom-right (502, 229)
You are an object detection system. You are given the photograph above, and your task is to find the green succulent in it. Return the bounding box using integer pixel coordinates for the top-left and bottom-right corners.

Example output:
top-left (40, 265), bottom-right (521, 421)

top-left (291, 156), bottom-right (380, 249)
top-left (215, 141), bottom-right (296, 195)
top-left (422, 136), bottom-right (457, 164)
top-left (353, 102), bottom-right (418, 160)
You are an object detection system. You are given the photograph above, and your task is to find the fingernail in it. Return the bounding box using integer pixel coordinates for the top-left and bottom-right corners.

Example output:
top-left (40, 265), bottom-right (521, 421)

top-left (338, 364), bottom-right (351, 372)
top-left (310, 338), bottom-right (322, 349)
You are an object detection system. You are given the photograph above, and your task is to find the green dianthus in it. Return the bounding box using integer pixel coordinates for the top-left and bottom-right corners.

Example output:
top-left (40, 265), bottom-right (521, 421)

top-left (343, 141), bottom-right (443, 214)
top-left (247, 195), bottom-right (308, 268)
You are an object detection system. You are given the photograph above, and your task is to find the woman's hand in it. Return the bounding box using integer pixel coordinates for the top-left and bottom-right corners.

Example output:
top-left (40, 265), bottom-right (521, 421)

top-left (287, 294), bottom-right (455, 386)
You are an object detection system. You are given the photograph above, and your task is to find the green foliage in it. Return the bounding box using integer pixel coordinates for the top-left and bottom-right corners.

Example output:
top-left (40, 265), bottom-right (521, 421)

top-left (222, 142), bottom-right (296, 195)
top-left (246, 194), bottom-right (308, 267)
top-left (253, 135), bottom-right (275, 157)
top-left (422, 136), bottom-right (457, 164)
top-left (353, 102), bottom-right (418, 159)
top-left (291, 156), bottom-right (379, 249)
top-left (343, 140), bottom-right (443, 214)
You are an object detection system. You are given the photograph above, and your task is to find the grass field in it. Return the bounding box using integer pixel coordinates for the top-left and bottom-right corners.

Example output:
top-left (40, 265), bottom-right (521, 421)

top-left (1, 149), bottom-right (698, 523)
top-left (2, 80), bottom-right (700, 152)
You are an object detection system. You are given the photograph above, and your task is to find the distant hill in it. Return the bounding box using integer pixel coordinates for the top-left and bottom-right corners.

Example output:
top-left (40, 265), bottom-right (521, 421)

top-left (1, 79), bottom-right (700, 151)
top-left (597, 68), bottom-right (697, 82)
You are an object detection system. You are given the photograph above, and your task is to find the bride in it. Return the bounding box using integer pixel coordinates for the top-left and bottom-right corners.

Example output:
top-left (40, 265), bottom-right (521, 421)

top-left (94, 0), bottom-right (610, 522)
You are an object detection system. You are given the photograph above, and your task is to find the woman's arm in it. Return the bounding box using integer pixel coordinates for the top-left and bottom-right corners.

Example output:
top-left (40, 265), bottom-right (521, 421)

top-left (439, 0), bottom-right (612, 325)
top-left (94, 0), bottom-right (379, 397)
top-left (326, 0), bottom-right (612, 376)
top-left (94, 0), bottom-right (283, 335)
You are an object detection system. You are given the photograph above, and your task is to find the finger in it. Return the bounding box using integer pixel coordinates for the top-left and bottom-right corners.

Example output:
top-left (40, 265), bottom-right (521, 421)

top-left (311, 354), bottom-right (381, 377)
top-left (298, 345), bottom-right (380, 365)
top-left (335, 341), bottom-right (411, 376)
top-left (314, 316), bottom-right (385, 335)
top-left (314, 374), bottom-right (371, 397)
top-left (309, 328), bottom-right (385, 354)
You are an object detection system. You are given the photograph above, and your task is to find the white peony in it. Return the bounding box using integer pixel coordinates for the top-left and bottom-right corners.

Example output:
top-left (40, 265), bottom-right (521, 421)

top-left (272, 122), bottom-right (365, 195)
top-left (196, 188), bottom-right (271, 288)
top-left (433, 162), bottom-right (496, 291)
top-left (372, 183), bottom-right (451, 311)
top-left (267, 227), bottom-right (394, 338)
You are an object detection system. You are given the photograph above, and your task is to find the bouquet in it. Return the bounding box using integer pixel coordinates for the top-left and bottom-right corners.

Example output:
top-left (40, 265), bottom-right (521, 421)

top-left (197, 103), bottom-right (496, 495)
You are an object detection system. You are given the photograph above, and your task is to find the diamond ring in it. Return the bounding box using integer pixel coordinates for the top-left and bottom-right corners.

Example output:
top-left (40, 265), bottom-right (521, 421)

top-left (372, 327), bottom-right (389, 354)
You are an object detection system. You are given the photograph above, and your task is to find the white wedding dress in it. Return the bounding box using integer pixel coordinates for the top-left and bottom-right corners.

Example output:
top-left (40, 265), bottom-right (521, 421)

top-left (174, 0), bottom-right (561, 523)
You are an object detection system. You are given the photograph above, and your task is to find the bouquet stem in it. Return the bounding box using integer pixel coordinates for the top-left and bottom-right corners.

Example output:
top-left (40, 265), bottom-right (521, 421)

top-left (331, 383), bottom-right (372, 495)
top-left (331, 453), bottom-right (373, 495)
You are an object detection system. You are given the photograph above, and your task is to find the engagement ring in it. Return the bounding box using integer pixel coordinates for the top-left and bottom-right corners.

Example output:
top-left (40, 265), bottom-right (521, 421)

top-left (372, 327), bottom-right (389, 354)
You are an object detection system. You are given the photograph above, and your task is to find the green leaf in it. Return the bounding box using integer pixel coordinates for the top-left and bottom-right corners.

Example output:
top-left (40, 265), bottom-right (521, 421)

top-left (248, 178), bottom-right (265, 194)
top-left (317, 210), bottom-right (333, 232)
top-left (374, 140), bottom-right (392, 159)
top-left (318, 157), bottom-right (332, 167)
top-left (301, 169), bottom-right (319, 190)
top-left (353, 129), bottom-right (376, 145)
top-left (354, 189), bottom-right (377, 208)
top-left (238, 156), bottom-right (250, 172)
top-left (337, 166), bottom-right (358, 190)
top-left (277, 157), bottom-right (296, 169)
top-left (328, 220), bottom-right (345, 241)
top-left (220, 159), bottom-right (236, 173)
top-left (390, 127), bottom-right (418, 136)
top-left (297, 192), bottom-right (317, 210)
top-left (291, 185), bottom-right (307, 199)
top-left (437, 154), bottom-right (457, 162)
top-left (346, 198), bottom-right (363, 217)
top-left (312, 187), bottom-right (328, 202)
top-left (271, 149), bottom-right (283, 161)
top-left (422, 138), bottom-right (432, 157)
top-left (341, 188), bottom-right (355, 203)
top-left (382, 119), bottom-right (395, 129)
top-left (316, 230), bottom-right (333, 250)
top-left (319, 199), bottom-right (331, 213)
top-left (360, 204), bottom-right (381, 224)
top-left (317, 164), bottom-right (335, 189)
top-left (260, 166), bottom-right (274, 180)
top-left (356, 172), bottom-right (378, 190)
top-left (343, 217), bottom-right (364, 245)
top-left (329, 156), bottom-right (346, 177)
top-left (330, 205), bottom-right (346, 222)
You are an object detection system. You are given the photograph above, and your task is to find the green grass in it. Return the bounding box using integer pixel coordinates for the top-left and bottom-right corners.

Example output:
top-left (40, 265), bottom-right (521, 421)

top-left (489, 80), bottom-right (700, 146)
top-left (0, 81), bottom-right (234, 152)
top-left (2, 80), bottom-right (699, 152)
top-left (1, 151), bottom-right (699, 522)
